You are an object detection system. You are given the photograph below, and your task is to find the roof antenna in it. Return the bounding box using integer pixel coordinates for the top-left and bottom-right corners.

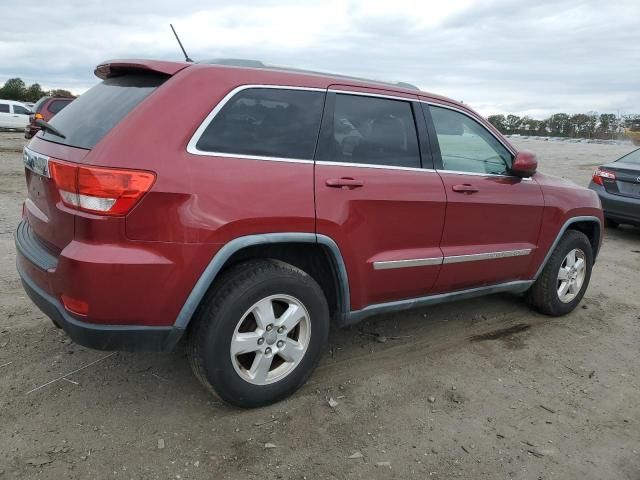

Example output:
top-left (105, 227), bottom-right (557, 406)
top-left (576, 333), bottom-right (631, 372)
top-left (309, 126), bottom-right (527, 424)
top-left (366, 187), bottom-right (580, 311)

top-left (170, 24), bottom-right (193, 62)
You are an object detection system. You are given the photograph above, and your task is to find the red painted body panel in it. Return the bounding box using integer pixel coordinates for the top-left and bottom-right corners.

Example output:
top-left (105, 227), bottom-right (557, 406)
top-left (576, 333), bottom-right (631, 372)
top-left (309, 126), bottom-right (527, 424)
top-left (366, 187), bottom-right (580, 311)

top-left (434, 174), bottom-right (544, 291)
top-left (16, 59), bottom-right (604, 336)
top-left (524, 173), bottom-right (604, 277)
top-left (315, 164), bottom-right (446, 309)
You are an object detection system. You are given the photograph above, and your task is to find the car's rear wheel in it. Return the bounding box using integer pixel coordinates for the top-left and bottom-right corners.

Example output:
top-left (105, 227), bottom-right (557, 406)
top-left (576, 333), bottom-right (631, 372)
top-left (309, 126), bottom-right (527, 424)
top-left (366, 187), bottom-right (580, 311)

top-left (526, 230), bottom-right (593, 316)
top-left (188, 259), bottom-right (329, 408)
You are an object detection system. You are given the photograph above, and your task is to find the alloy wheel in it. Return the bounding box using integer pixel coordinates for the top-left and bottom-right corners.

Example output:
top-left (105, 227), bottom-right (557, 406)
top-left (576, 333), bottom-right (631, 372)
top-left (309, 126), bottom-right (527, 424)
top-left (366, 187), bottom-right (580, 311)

top-left (557, 248), bottom-right (586, 303)
top-left (230, 294), bottom-right (311, 385)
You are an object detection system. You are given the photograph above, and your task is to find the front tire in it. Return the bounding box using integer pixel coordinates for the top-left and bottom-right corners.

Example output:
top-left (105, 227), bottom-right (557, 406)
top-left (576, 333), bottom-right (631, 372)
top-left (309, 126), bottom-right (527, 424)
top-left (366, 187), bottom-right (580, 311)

top-left (188, 259), bottom-right (330, 408)
top-left (526, 230), bottom-right (593, 316)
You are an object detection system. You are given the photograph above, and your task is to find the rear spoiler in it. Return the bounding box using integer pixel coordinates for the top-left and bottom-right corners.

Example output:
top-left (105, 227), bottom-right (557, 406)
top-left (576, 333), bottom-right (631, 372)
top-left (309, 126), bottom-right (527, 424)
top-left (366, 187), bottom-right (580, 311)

top-left (94, 59), bottom-right (191, 80)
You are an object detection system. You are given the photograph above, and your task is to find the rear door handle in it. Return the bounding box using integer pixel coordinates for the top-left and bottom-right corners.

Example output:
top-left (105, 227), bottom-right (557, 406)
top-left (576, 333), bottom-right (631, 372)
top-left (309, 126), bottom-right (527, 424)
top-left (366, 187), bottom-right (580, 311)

top-left (326, 177), bottom-right (363, 189)
top-left (452, 184), bottom-right (479, 194)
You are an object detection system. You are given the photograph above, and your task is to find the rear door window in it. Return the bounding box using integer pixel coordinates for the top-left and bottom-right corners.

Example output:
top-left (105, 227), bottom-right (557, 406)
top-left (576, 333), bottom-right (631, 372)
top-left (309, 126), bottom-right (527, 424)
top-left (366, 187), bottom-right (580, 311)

top-left (194, 88), bottom-right (325, 160)
top-left (40, 73), bottom-right (166, 149)
top-left (317, 93), bottom-right (421, 168)
top-left (0, 104), bottom-right (9, 113)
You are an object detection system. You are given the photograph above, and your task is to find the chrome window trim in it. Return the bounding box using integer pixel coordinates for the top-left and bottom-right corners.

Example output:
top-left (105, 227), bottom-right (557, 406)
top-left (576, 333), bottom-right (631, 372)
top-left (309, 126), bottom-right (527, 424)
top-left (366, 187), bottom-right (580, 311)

top-left (437, 169), bottom-right (533, 181)
top-left (327, 88), bottom-right (417, 102)
top-left (316, 160), bottom-right (435, 173)
top-left (443, 249), bottom-right (532, 264)
top-left (186, 84), bottom-right (325, 163)
top-left (373, 257), bottom-right (443, 270)
top-left (372, 248), bottom-right (532, 270)
top-left (185, 84), bottom-right (525, 178)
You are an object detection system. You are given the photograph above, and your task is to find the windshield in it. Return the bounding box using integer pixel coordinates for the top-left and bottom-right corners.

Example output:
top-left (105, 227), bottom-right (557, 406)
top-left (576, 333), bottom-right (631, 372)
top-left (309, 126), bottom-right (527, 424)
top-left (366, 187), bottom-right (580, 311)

top-left (617, 148), bottom-right (640, 165)
top-left (38, 73), bottom-right (166, 149)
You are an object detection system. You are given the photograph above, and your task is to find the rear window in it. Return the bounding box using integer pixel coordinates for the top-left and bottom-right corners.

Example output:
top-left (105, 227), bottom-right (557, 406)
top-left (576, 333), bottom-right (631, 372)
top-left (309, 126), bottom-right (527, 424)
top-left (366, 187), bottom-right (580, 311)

top-left (47, 99), bottom-right (71, 114)
top-left (618, 148), bottom-right (640, 165)
top-left (195, 88), bottom-right (325, 160)
top-left (39, 73), bottom-right (166, 149)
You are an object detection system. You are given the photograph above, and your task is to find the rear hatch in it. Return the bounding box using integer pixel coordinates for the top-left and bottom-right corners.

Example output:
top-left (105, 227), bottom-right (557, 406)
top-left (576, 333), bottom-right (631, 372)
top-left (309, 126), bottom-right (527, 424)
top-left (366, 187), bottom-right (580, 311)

top-left (600, 149), bottom-right (640, 199)
top-left (23, 61), bottom-right (185, 254)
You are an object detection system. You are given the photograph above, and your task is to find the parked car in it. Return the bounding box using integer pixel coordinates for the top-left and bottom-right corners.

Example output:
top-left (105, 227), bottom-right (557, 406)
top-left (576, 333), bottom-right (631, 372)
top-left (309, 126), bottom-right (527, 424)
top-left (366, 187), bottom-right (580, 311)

top-left (15, 59), bottom-right (603, 407)
top-left (0, 100), bottom-right (31, 130)
top-left (24, 96), bottom-right (75, 139)
top-left (589, 147), bottom-right (640, 227)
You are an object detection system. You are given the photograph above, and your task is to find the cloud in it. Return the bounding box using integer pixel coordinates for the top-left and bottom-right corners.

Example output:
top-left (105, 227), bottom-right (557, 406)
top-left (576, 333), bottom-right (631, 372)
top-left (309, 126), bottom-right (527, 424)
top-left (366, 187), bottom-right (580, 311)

top-left (0, 0), bottom-right (638, 117)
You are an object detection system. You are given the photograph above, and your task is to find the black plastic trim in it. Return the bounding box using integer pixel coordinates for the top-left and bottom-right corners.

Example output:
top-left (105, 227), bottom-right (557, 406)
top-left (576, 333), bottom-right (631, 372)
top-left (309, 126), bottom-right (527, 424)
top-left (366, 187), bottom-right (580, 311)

top-left (15, 219), bottom-right (58, 271)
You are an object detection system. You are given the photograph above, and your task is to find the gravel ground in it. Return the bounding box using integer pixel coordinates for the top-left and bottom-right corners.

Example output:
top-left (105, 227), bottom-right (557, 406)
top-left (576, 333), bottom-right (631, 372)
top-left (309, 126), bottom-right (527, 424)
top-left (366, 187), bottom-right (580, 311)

top-left (0, 132), bottom-right (638, 479)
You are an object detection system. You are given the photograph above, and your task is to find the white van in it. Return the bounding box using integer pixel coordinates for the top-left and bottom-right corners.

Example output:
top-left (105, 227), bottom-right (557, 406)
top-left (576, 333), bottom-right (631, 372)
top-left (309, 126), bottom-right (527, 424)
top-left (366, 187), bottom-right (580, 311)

top-left (0, 100), bottom-right (31, 129)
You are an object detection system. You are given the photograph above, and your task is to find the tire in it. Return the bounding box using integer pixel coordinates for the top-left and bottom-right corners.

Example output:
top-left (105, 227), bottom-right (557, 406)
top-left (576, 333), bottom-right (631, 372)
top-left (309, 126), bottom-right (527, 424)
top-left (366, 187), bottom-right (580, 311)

top-left (526, 230), bottom-right (593, 316)
top-left (605, 217), bottom-right (619, 228)
top-left (188, 259), bottom-right (330, 408)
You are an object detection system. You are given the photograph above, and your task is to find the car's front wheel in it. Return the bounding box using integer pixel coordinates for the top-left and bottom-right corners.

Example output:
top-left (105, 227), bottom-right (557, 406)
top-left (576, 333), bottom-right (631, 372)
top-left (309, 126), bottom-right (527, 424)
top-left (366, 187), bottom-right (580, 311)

top-left (188, 259), bottom-right (330, 408)
top-left (526, 230), bottom-right (593, 316)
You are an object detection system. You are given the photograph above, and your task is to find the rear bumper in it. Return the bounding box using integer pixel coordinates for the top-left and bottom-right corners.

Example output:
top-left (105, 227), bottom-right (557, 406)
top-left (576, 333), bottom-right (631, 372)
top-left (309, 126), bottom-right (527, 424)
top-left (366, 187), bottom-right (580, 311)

top-left (18, 263), bottom-right (184, 352)
top-left (589, 182), bottom-right (640, 226)
top-left (15, 219), bottom-right (187, 352)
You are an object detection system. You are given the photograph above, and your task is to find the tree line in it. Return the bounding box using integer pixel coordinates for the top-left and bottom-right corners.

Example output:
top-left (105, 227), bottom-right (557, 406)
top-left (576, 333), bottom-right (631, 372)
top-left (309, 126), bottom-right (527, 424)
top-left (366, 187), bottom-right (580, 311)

top-left (487, 112), bottom-right (639, 140)
top-left (0, 78), bottom-right (74, 103)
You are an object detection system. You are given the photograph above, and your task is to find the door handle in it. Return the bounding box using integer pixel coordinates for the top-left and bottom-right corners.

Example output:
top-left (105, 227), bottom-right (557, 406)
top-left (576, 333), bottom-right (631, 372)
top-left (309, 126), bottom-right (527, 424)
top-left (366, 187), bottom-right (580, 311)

top-left (452, 184), bottom-right (479, 194)
top-left (325, 177), bottom-right (363, 189)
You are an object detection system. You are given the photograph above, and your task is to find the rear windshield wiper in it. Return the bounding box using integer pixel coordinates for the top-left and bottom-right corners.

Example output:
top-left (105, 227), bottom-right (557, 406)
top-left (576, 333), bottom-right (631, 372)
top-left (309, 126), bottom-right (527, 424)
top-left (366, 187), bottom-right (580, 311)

top-left (35, 119), bottom-right (66, 139)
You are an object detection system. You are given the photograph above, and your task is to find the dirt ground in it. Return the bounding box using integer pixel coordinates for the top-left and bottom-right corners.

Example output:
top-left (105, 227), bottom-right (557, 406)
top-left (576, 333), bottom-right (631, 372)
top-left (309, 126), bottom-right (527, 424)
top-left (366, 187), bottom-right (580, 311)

top-left (1, 132), bottom-right (639, 480)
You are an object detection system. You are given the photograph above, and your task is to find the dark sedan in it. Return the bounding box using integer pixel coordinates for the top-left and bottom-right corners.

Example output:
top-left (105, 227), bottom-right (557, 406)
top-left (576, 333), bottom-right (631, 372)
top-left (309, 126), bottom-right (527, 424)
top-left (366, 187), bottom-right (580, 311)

top-left (589, 147), bottom-right (640, 227)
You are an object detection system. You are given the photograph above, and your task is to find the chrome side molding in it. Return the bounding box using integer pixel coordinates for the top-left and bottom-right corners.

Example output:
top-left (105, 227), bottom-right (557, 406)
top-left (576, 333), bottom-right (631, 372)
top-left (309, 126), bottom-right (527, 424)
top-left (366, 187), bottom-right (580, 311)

top-left (373, 248), bottom-right (532, 270)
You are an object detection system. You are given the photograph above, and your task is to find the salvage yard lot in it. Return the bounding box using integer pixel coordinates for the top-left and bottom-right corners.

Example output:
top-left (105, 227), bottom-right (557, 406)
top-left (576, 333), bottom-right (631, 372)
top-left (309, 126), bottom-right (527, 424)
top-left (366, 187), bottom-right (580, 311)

top-left (0, 132), bottom-right (639, 479)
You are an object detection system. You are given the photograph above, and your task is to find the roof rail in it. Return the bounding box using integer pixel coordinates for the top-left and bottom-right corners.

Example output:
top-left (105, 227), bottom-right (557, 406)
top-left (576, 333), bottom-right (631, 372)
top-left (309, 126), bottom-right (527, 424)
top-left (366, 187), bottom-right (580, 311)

top-left (198, 58), bottom-right (420, 91)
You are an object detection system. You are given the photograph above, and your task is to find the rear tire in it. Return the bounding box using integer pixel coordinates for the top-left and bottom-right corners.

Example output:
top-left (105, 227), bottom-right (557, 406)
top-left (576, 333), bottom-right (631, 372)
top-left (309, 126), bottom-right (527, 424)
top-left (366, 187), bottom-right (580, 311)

top-left (188, 259), bottom-right (330, 408)
top-left (526, 230), bottom-right (593, 316)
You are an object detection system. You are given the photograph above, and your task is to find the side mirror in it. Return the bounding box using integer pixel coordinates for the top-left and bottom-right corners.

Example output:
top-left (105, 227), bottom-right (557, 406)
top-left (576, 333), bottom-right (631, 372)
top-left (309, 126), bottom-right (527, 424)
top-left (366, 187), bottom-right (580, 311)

top-left (511, 151), bottom-right (537, 178)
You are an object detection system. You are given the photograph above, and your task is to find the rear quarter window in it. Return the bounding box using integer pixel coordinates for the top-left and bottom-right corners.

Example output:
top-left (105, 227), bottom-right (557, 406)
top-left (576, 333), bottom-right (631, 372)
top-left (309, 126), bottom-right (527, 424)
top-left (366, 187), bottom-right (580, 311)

top-left (194, 88), bottom-right (325, 160)
top-left (40, 73), bottom-right (166, 149)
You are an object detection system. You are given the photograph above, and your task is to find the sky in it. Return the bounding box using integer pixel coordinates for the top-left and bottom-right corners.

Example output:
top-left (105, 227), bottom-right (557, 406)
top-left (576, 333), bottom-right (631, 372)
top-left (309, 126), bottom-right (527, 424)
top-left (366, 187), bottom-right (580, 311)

top-left (0, 0), bottom-right (638, 118)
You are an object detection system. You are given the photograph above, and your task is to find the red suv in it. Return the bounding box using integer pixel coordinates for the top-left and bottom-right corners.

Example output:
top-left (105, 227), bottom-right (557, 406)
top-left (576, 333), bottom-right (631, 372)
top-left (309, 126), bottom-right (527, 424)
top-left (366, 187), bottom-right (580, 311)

top-left (15, 59), bottom-right (603, 407)
top-left (24, 96), bottom-right (75, 139)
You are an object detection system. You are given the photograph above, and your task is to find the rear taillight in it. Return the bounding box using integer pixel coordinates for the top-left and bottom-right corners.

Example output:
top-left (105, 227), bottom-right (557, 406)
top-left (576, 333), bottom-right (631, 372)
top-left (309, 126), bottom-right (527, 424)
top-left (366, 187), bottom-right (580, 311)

top-left (49, 160), bottom-right (155, 216)
top-left (34, 113), bottom-right (44, 120)
top-left (592, 168), bottom-right (615, 186)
